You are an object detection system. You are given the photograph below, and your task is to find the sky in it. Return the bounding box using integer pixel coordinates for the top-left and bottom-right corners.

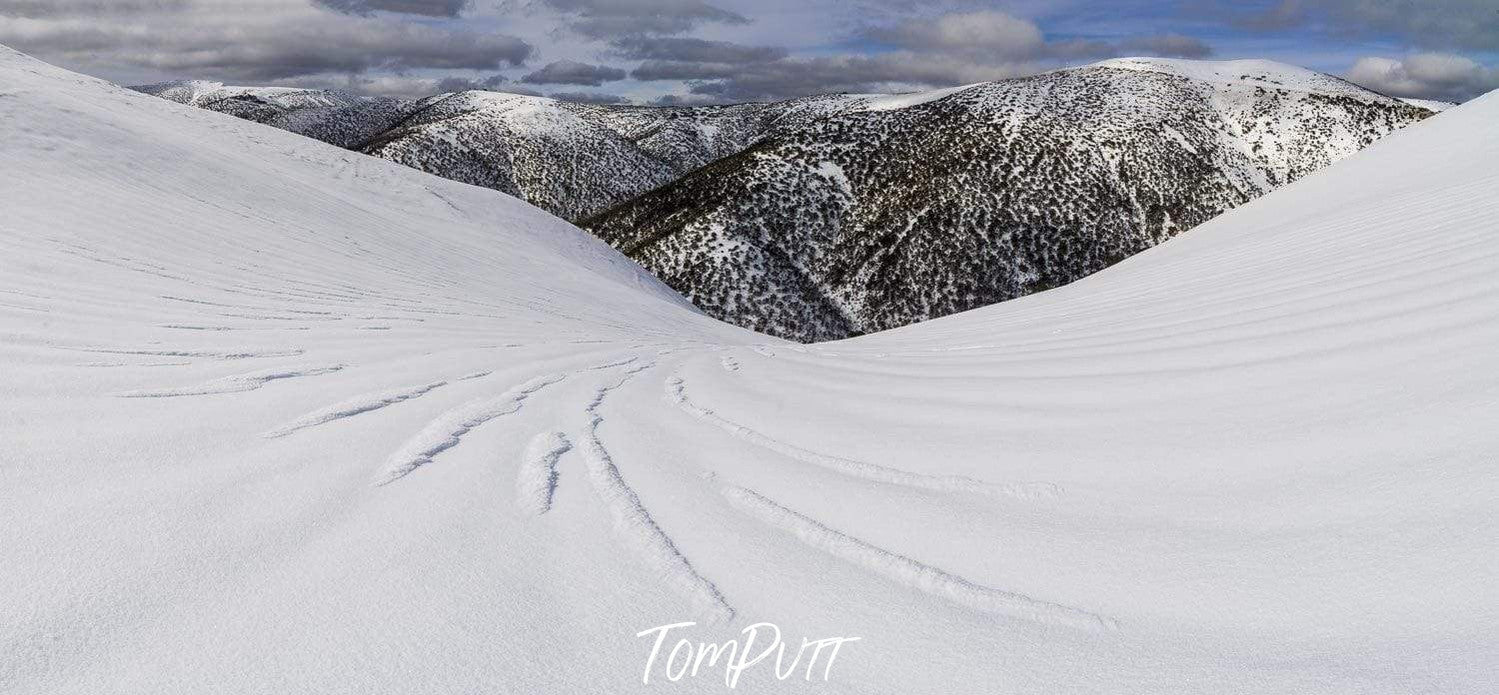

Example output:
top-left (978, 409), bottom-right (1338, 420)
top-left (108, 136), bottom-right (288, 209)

top-left (1, 0), bottom-right (1495, 104)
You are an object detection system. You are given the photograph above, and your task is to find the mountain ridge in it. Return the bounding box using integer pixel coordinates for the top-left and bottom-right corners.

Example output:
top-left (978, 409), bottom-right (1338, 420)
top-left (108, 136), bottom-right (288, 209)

top-left (583, 60), bottom-right (1435, 339)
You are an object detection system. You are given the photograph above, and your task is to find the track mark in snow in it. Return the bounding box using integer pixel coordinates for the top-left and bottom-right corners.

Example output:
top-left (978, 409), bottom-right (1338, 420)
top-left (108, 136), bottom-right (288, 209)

top-left (217, 313), bottom-right (342, 323)
top-left (720, 356), bottom-right (740, 372)
top-left (588, 357), bottom-right (638, 370)
top-left (749, 345), bottom-right (776, 358)
top-left (118, 364), bottom-right (344, 397)
top-left (723, 486), bottom-right (1114, 632)
top-left (582, 364), bottom-right (735, 624)
top-left (376, 373), bottom-right (565, 486)
top-left (666, 376), bottom-right (1059, 500)
top-left (264, 379), bottom-right (451, 438)
top-left (516, 432), bottom-right (571, 515)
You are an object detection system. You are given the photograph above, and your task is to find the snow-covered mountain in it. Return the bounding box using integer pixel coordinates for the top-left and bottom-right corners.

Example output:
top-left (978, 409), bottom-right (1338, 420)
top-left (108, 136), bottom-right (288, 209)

top-left (7, 45), bottom-right (1497, 694)
top-left (132, 80), bottom-right (422, 149)
top-left (583, 58), bottom-right (1438, 340)
top-left (135, 80), bottom-right (873, 220)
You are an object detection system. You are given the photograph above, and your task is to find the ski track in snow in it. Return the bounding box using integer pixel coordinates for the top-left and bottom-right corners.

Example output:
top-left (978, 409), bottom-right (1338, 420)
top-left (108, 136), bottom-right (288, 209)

top-left (719, 356), bottom-right (740, 372)
top-left (666, 375), bottom-right (1061, 500)
top-left (376, 373), bottom-right (566, 486)
top-left (723, 486), bottom-right (1115, 632)
top-left (515, 431), bottom-right (571, 515)
top-left (118, 364), bottom-right (345, 398)
top-left (580, 362), bottom-right (736, 624)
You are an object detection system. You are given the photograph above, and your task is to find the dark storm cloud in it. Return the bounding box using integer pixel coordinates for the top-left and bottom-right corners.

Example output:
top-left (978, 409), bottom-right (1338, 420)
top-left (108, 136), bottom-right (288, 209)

top-left (0, 3), bottom-right (533, 82)
top-left (313, 0), bottom-right (470, 17)
top-left (539, 0), bottom-right (747, 38)
top-left (435, 73), bottom-right (510, 92)
top-left (521, 59), bottom-right (626, 85)
top-left (1233, 0), bottom-right (1499, 52)
top-left (630, 59), bottom-right (738, 81)
top-left (152, 26), bottom-right (531, 81)
top-left (0, 0), bottom-right (188, 17)
top-left (549, 90), bottom-right (628, 103)
top-left (1119, 34), bottom-right (1213, 59)
top-left (618, 37), bottom-right (787, 82)
top-left (611, 36), bottom-right (786, 64)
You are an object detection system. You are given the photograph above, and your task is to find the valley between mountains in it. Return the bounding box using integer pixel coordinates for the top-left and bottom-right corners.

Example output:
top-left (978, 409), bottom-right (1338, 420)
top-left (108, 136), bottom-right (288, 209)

top-left (137, 57), bottom-right (1439, 340)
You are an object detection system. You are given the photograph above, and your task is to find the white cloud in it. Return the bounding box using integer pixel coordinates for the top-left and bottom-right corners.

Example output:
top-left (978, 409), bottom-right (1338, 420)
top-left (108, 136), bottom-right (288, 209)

top-left (1346, 53), bottom-right (1499, 103)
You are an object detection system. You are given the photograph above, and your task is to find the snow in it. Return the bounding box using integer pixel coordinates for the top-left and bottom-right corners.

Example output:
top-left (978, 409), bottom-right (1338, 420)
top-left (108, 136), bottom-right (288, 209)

top-left (3, 43), bottom-right (1497, 694)
top-left (857, 83), bottom-right (983, 111)
top-left (1095, 56), bottom-right (1390, 101)
top-left (1400, 97), bottom-right (1457, 112)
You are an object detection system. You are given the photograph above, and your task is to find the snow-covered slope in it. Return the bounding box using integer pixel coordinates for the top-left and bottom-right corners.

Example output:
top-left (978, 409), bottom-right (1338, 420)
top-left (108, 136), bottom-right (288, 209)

top-left (6, 45), bottom-right (1497, 695)
top-left (584, 59), bottom-right (1437, 340)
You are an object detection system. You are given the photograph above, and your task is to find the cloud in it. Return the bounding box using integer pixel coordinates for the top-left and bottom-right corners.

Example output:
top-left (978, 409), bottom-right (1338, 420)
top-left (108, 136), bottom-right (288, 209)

top-left (312, 0), bottom-right (469, 17)
top-left (631, 59), bottom-right (738, 81)
top-left (1234, 0), bottom-right (1499, 52)
top-left (869, 10), bottom-right (1045, 61)
top-left (540, 0), bottom-right (747, 39)
top-left (618, 37), bottom-right (787, 82)
top-left (521, 59), bottom-right (626, 85)
top-left (0, 0), bottom-right (187, 17)
top-left (867, 11), bottom-right (1211, 63)
top-left (611, 36), bottom-right (786, 64)
top-left (1119, 33), bottom-right (1212, 59)
top-left (1346, 53), bottom-right (1499, 102)
top-left (632, 10), bottom-right (1212, 103)
top-left (649, 92), bottom-right (722, 106)
top-left (0, 1), bottom-right (532, 82)
top-left (434, 73), bottom-right (510, 92)
top-left (682, 52), bottom-right (1038, 103)
top-left (549, 90), bottom-right (628, 104)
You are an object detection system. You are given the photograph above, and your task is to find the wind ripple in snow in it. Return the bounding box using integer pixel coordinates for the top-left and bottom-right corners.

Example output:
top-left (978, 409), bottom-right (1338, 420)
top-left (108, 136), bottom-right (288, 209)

top-left (723, 486), bottom-right (1115, 632)
top-left (263, 379), bottom-right (451, 438)
top-left (582, 364), bottom-right (735, 624)
top-left (118, 364), bottom-right (344, 397)
top-left (69, 346), bottom-right (304, 360)
top-left (376, 373), bottom-right (565, 486)
top-left (666, 375), bottom-right (1059, 500)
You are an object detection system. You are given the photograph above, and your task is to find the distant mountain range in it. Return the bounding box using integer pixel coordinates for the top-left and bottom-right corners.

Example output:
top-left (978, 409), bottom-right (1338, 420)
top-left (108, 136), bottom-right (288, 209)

top-left (136, 59), bottom-right (1437, 340)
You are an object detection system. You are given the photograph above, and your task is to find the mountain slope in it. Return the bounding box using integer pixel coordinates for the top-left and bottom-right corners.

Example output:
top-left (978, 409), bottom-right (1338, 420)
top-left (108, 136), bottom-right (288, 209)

top-left (583, 59), bottom-right (1437, 340)
top-left (136, 80), bottom-right (874, 220)
top-left (6, 46), bottom-right (1497, 694)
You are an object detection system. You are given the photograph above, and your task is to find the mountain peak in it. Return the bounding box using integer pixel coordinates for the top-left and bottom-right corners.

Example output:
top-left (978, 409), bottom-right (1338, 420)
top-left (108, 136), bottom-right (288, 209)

top-left (1089, 56), bottom-right (1387, 100)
